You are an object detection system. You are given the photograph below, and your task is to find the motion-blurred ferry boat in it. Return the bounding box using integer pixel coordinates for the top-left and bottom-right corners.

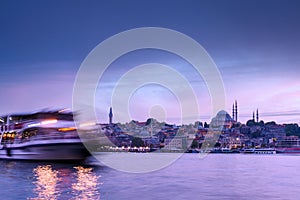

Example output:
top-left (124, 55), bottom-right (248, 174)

top-left (0, 109), bottom-right (90, 161)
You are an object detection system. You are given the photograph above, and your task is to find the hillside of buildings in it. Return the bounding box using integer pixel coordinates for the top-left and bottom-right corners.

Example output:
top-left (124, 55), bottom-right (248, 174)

top-left (89, 108), bottom-right (300, 152)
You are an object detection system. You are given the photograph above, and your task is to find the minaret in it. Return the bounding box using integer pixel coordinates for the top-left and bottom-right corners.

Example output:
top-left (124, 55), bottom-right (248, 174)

top-left (109, 107), bottom-right (113, 124)
top-left (256, 109), bottom-right (259, 123)
top-left (232, 103), bottom-right (235, 121)
top-left (235, 100), bottom-right (238, 122)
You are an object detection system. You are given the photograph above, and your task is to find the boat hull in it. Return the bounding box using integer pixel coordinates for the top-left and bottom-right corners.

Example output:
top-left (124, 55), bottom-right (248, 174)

top-left (276, 148), bottom-right (300, 154)
top-left (241, 149), bottom-right (276, 154)
top-left (0, 139), bottom-right (90, 161)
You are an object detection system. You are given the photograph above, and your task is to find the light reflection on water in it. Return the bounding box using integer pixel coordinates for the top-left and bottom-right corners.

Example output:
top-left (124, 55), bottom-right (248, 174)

top-left (72, 166), bottom-right (101, 199)
top-left (30, 164), bottom-right (101, 200)
top-left (31, 165), bottom-right (61, 200)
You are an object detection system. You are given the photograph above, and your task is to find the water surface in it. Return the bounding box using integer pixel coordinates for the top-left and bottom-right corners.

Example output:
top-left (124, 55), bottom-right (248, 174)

top-left (0, 154), bottom-right (299, 200)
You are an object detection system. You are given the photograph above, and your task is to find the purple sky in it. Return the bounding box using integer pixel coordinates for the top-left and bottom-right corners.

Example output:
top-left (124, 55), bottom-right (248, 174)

top-left (1, 0), bottom-right (300, 124)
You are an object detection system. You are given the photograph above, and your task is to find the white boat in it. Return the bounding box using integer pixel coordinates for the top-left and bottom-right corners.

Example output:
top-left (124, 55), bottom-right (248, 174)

top-left (276, 137), bottom-right (300, 153)
top-left (0, 109), bottom-right (90, 161)
top-left (241, 148), bottom-right (276, 154)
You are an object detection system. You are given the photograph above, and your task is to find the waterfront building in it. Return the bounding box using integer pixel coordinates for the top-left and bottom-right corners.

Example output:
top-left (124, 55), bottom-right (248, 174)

top-left (164, 136), bottom-right (188, 151)
top-left (262, 124), bottom-right (286, 139)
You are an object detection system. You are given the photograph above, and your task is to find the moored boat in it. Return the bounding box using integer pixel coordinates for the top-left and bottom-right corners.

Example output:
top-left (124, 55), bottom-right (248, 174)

top-left (0, 109), bottom-right (90, 161)
top-left (276, 137), bottom-right (300, 153)
top-left (210, 148), bottom-right (240, 153)
top-left (276, 148), bottom-right (300, 154)
top-left (240, 148), bottom-right (276, 154)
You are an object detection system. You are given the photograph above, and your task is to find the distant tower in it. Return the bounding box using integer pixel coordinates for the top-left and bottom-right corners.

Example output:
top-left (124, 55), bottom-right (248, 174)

top-left (235, 100), bottom-right (238, 122)
top-left (109, 107), bottom-right (113, 124)
top-left (232, 103), bottom-right (235, 121)
top-left (253, 111), bottom-right (255, 121)
top-left (232, 100), bottom-right (238, 122)
top-left (256, 109), bottom-right (259, 123)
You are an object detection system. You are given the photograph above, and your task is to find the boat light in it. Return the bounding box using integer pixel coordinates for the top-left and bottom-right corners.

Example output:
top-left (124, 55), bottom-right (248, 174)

top-left (58, 127), bottom-right (76, 132)
top-left (41, 119), bottom-right (58, 125)
top-left (58, 108), bottom-right (70, 113)
top-left (28, 119), bottom-right (57, 128)
top-left (28, 122), bottom-right (41, 127)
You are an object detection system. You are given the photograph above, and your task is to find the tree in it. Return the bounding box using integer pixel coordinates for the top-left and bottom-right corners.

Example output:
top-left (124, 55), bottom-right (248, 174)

top-left (190, 140), bottom-right (199, 149)
top-left (285, 124), bottom-right (300, 136)
top-left (246, 119), bottom-right (255, 127)
top-left (199, 122), bottom-right (203, 128)
top-left (131, 137), bottom-right (144, 147)
top-left (204, 122), bottom-right (209, 128)
top-left (265, 121), bottom-right (277, 126)
top-left (258, 120), bottom-right (265, 127)
top-left (214, 142), bottom-right (221, 148)
top-left (251, 131), bottom-right (261, 138)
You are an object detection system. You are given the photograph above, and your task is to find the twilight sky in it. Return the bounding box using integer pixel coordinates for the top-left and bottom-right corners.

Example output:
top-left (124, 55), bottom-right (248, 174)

top-left (1, 0), bottom-right (300, 124)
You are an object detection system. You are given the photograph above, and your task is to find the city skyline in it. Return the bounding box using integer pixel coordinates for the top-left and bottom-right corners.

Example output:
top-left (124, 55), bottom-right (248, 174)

top-left (1, 0), bottom-right (300, 124)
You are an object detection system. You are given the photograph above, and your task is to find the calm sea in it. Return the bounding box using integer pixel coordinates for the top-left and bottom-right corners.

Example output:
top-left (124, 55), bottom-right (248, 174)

top-left (0, 154), bottom-right (299, 200)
